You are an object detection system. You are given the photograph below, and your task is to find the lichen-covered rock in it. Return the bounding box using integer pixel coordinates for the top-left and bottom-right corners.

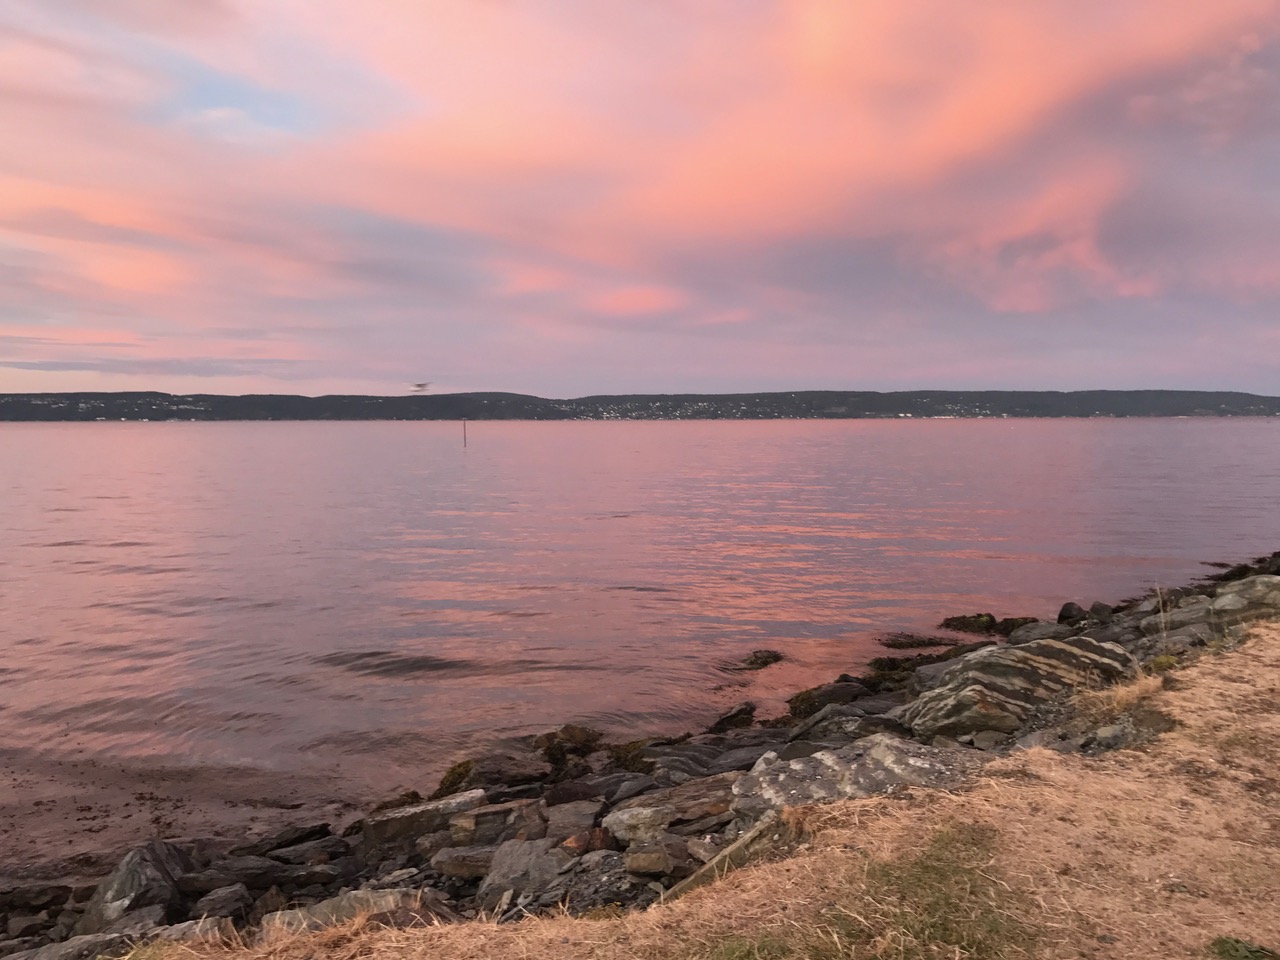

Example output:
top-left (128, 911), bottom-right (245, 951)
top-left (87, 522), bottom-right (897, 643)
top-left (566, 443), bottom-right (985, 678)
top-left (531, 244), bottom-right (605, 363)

top-left (731, 735), bottom-right (981, 820)
top-left (74, 839), bottom-right (196, 936)
top-left (892, 635), bottom-right (1138, 739)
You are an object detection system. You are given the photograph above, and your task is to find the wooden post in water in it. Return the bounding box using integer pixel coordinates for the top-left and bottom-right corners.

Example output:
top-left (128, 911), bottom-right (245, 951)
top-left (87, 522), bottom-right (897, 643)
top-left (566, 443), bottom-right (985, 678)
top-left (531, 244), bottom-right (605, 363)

top-left (462, 418), bottom-right (468, 448)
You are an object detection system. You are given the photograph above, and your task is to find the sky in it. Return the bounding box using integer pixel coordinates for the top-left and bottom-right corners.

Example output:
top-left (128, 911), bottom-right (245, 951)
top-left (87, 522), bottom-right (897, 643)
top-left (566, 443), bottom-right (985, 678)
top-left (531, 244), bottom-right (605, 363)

top-left (2, 1), bottom-right (1279, 398)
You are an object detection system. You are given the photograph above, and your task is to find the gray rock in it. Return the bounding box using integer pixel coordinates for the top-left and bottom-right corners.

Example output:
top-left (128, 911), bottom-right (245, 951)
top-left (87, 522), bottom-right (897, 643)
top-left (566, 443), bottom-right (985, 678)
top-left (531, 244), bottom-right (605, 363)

top-left (1057, 602), bottom-right (1088, 624)
top-left (476, 839), bottom-right (575, 912)
top-left (361, 789), bottom-right (487, 849)
top-left (74, 839), bottom-right (196, 936)
top-left (413, 830), bottom-right (454, 860)
top-left (230, 823), bottom-right (330, 858)
top-left (730, 734), bottom-right (982, 820)
top-left (266, 835), bottom-right (351, 864)
top-left (967, 730), bottom-right (1009, 751)
top-left (706, 743), bottom-right (786, 775)
top-left (912, 660), bottom-right (954, 691)
top-left (1139, 599), bottom-right (1213, 634)
top-left (786, 703), bottom-right (864, 741)
top-left (437, 751), bottom-right (552, 799)
top-left (258, 889), bottom-right (456, 943)
top-left (1007, 621), bottom-right (1076, 644)
top-left (1088, 601), bottom-right (1114, 622)
top-left (447, 799), bottom-right (544, 847)
top-left (6, 916), bottom-right (47, 940)
top-left (5, 934), bottom-right (129, 960)
top-left (101, 905), bottom-right (168, 937)
top-left (622, 835), bottom-right (693, 879)
top-left (849, 691), bottom-right (910, 715)
top-left (191, 884), bottom-right (252, 921)
top-left (544, 800), bottom-right (604, 841)
top-left (892, 635), bottom-right (1138, 739)
top-left (430, 845), bottom-right (497, 879)
top-left (605, 772), bottom-right (741, 841)
top-left (0, 938), bottom-right (42, 959)
top-left (604, 774), bottom-right (657, 804)
top-left (174, 855), bottom-right (294, 894)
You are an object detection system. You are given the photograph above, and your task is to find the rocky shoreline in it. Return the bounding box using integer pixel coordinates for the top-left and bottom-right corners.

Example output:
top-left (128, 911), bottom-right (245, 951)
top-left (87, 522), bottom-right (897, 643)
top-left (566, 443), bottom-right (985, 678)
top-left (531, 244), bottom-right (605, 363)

top-left (4, 551), bottom-right (1280, 960)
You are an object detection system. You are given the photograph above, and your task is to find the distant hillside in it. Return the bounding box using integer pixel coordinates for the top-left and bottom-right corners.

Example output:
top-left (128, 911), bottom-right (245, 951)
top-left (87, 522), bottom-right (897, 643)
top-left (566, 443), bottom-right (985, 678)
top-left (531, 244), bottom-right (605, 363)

top-left (2, 389), bottom-right (1279, 421)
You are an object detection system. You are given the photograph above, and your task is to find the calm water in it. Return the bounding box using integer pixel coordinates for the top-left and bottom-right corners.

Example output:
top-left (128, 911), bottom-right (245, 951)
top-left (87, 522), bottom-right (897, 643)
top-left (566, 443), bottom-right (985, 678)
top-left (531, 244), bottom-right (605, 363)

top-left (2, 419), bottom-right (1279, 866)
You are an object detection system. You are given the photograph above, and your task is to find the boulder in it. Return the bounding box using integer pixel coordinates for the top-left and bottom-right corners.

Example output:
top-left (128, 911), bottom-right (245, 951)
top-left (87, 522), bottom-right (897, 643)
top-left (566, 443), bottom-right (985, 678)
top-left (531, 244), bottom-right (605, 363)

top-left (429, 845), bottom-right (497, 879)
top-left (1057, 602), bottom-right (1088, 624)
top-left (447, 799), bottom-right (545, 847)
top-left (605, 772), bottom-right (741, 842)
top-left (1140, 599), bottom-right (1213, 635)
top-left (362, 789), bottom-right (487, 849)
top-left (190, 884), bottom-right (252, 921)
top-left (543, 781), bottom-right (603, 806)
top-left (599, 805), bottom-right (678, 846)
top-left (1088, 601), bottom-right (1114, 622)
top-left (544, 800), bottom-right (604, 841)
top-left (706, 743), bottom-right (787, 775)
top-left (892, 635), bottom-right (1138, 740)
top-left (0, 887), bottom-right (72, 913)
top-left (74, 839), bottom-right (196, 936)
top-left (623, 835), bottom-right (694, 879)
top-left (731, 735), bottom-right (982, 821)
top-left (258, 889), bottom-right (456, 943)
top-left (476, 839), bottom-right (575, 912)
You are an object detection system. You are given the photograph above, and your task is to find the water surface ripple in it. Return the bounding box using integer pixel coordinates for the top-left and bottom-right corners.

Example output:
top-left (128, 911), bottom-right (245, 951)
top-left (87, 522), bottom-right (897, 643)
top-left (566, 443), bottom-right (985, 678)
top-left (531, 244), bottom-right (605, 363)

top-left (2, 419), bottom-right (1278, 871)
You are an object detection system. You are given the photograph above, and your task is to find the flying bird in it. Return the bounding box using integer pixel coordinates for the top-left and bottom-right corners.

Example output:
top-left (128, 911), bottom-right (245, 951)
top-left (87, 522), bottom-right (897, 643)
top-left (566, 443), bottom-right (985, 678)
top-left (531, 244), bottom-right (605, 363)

top-left (409, 382), bottom-right (432, 394)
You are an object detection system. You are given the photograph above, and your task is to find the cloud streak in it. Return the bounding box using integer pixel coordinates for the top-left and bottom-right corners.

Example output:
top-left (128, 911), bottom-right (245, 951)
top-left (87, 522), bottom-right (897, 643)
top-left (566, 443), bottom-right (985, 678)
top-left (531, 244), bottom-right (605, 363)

top-left (1, 0), bottom-right (1279, 396)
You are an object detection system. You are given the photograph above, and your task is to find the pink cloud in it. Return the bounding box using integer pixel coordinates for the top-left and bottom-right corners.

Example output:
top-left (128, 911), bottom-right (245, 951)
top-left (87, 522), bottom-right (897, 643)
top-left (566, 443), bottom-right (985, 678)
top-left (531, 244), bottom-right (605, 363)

top-left (2, 0), bottom-right (1280, 394)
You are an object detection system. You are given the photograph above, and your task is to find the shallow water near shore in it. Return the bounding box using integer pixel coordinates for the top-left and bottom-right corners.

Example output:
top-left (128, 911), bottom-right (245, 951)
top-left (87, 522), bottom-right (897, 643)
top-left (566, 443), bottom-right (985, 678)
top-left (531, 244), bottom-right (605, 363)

top-left (2, 418), bottom-right (1279, 878)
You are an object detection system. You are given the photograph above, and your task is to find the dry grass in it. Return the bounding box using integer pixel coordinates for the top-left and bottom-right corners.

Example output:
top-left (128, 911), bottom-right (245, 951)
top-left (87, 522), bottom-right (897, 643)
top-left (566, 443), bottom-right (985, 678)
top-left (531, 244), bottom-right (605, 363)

top-left (130, 623), bottom-right (1280, 960)
top-left (1068, 671), bottom-right (1164, 725)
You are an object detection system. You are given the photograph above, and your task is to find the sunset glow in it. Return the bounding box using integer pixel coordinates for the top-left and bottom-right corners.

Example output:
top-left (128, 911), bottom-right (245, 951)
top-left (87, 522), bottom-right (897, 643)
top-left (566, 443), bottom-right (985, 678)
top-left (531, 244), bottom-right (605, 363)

top-left (2, 1), bottom-right (1278, 395)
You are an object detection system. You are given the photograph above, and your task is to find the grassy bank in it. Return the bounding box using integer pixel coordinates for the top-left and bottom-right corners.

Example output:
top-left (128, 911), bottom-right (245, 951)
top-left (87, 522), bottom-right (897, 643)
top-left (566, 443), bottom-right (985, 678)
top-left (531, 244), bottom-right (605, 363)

top-left (132, 624), bottom-right (1280, 960)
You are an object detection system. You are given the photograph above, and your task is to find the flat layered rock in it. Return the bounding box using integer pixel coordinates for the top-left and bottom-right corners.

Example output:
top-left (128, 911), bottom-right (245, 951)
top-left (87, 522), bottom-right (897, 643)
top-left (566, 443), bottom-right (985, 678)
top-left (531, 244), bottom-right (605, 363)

top-left (892, 635), bottom-right (1138, 739)
top-left (361, 790), bottom-right (487, 849)
top-left (258, 889), bottom-right (456, 943)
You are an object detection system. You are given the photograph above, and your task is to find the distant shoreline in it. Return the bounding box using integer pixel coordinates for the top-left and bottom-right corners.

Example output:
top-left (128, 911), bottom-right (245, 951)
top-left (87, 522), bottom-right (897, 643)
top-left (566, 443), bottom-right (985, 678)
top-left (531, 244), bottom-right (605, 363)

top-left (4, 388), bottom-right (1280, 422)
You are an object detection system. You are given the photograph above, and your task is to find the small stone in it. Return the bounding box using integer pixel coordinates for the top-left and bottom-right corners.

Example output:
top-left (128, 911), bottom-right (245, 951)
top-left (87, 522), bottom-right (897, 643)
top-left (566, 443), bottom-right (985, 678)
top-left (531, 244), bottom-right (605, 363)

top-left (1057, 602), bottom-right (1088, 624)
